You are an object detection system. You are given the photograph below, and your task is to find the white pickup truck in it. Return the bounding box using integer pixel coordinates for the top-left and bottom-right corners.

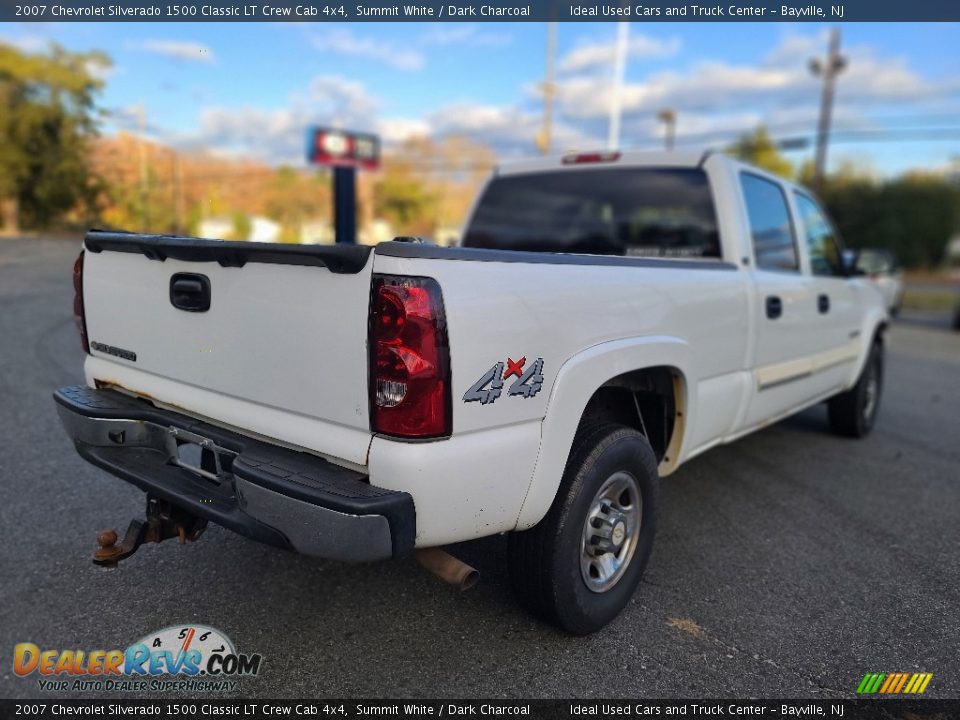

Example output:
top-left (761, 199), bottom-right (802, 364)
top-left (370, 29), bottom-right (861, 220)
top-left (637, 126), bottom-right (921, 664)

top-left (56, 151), bottom-right (887, 634)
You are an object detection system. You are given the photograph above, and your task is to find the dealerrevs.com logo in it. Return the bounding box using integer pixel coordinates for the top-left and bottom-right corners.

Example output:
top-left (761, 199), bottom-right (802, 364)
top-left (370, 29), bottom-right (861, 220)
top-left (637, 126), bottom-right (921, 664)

top-left (13, 624), bottom-right (262, 693)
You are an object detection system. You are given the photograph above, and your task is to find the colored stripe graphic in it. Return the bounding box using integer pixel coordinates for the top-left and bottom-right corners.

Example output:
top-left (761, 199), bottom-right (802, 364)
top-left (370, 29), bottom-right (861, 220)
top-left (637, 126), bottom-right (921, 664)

top-left (857, 672), bottom-right (932, 694)
top-left (879, 674), bottom-right (897, 693)
top-left (904, 674), bottom-right (920, 693)
top-left (893, 673), bottom-right (909, 693)
top-left (856, 673), bottom-right (885, 694)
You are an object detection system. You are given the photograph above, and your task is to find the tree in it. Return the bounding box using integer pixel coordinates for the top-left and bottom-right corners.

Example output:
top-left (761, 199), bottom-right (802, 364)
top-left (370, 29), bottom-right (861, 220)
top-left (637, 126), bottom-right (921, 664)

top-left (263, 166), bottom-right (330, 243)
top-left (728, 126), bottom-right (794, 179)
top-left (820, 174), bottom-right (960, 268)
top-left (374, 167), bottom-right (435, 236)
top-left (0, 42), bottom-right (109, 231)
top-left (232, 212), bottom-right (251, 241)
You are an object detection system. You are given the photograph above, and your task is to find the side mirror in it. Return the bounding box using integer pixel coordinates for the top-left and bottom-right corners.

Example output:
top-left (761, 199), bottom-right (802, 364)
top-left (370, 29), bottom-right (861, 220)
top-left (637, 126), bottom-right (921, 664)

top-left (841, 249), bottom-right (862, 277)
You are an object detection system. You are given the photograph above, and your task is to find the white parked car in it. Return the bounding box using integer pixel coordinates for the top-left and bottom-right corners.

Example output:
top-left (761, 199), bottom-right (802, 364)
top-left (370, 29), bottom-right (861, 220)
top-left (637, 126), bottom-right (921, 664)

top-left (55, 152), bottom-right (888, 633)
top-left (855, 247), bottom-right (904, 315)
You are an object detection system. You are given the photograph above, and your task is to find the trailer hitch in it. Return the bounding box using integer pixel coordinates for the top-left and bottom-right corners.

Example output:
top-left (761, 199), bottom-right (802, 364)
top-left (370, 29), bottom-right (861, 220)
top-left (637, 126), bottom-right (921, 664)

top-left (93, 495), bottom-right (207, 567)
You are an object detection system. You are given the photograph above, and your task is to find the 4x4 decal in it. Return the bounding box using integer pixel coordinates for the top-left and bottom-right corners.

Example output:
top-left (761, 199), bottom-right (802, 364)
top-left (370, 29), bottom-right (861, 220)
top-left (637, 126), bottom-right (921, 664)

top-left (464, 357), bottom-right (544, 405)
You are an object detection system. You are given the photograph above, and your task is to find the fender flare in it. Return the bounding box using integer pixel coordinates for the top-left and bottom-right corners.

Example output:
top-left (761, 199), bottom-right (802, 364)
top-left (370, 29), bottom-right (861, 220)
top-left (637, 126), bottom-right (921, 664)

top-left (514, 335), bottom-right (694, 531)
top-left (845, 311), bottom-right (889, 389)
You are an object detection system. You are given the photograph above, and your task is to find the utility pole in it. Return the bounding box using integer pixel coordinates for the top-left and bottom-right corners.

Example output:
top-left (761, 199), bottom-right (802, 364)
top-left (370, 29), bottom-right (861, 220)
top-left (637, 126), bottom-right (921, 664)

top-left (607, 21), bottom-right (629, 151)
top-left (809, 28), bottom-right (847, 192)
top-left (657, 109), bottom-right (677, 151)
top-left (137, 103), bottom-right (150, 231)
top-left (173, 151), bottom-right (184, 234)
top-left (536, 21), bottom-right (557, 155)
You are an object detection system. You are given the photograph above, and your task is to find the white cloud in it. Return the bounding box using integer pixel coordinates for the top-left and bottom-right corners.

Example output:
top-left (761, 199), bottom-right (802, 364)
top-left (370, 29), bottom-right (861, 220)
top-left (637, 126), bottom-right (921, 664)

top-left (167, 74), bottom-right (381, 164)
top-left (555, 31), bottom-right (951, 143)
top-left (425, 102), bottom-right (597, 155)
top-left (0, 35), bottom-right (48, 53)
top-left (419, 25), bottom-right (511, 48)
top-left (154, 31), bottom-right (959, 170)
top-left (377, 117), bottom-right (432, 143)
top-left (307, 74), bottom-right (380, 120)
top-left (140, 40), bottom-right (215, 63)
top-left (311, 29), bottom-right (424, 71)
top-left (559, 34), bottom-right (682, 74)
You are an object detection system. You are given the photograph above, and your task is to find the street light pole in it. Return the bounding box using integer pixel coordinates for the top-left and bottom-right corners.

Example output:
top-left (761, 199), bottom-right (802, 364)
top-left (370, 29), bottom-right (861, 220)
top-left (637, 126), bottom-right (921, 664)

top-left (810, 28), bottom-right (847, 192)
top-left (657, 109), bottom-right (677, 151)
top-left (607, 21), bottom-right (629, 151)
top-left (537, 21), bottom-right (557, 155)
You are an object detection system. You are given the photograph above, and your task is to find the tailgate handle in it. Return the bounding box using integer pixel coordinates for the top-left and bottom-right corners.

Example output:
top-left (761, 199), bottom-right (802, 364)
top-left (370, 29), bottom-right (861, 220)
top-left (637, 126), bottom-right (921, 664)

top-left (170, 273), bottom-right (211, 312)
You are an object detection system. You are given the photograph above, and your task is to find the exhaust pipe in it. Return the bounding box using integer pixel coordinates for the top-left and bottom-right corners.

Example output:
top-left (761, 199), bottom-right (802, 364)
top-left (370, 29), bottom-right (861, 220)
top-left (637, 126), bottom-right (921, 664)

top-left (415, 548), bottom-right (479, 591)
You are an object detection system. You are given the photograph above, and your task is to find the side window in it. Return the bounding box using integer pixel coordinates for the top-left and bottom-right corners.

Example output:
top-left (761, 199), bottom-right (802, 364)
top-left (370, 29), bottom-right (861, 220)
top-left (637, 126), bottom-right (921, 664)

top-left (740, 173), bottom-right (798, 272)
top-left (794, 193), bottom-right (843, 276)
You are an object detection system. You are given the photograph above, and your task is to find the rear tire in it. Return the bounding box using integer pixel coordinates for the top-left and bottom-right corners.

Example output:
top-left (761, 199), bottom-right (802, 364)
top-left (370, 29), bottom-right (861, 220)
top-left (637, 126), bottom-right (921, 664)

top-left (828, 339), bottom-right (883, 437)
top-left (508, 423), bottom-right (659, 635)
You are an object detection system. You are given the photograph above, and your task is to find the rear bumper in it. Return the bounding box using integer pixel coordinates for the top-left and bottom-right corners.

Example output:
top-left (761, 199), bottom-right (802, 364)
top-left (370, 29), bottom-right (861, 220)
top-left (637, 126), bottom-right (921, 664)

top-left (53, 386), bottom-right (415, 561)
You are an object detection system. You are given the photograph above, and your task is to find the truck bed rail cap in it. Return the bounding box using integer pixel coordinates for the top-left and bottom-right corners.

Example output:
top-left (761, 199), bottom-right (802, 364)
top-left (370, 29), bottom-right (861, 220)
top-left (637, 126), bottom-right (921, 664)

top-left (375, 241), bottom-right (738, 271)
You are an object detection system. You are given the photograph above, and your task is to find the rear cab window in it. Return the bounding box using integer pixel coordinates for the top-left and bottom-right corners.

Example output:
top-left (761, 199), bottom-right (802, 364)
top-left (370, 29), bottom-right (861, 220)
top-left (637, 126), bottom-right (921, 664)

top-left (462, 167), bottom-right (721, 260)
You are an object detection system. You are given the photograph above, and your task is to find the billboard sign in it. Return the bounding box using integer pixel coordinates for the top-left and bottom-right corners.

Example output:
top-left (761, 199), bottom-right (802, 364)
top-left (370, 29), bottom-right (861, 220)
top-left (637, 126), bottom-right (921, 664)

top-left (307, 127), bottom-right (380, 170)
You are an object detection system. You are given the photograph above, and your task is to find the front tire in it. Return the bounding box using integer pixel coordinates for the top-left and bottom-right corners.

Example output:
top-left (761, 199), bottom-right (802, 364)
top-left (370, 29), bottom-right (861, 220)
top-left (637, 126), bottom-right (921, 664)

top-left (828, 339), bottom-right (883, 437)
top-left (508, 423), bottom-right (659, 635)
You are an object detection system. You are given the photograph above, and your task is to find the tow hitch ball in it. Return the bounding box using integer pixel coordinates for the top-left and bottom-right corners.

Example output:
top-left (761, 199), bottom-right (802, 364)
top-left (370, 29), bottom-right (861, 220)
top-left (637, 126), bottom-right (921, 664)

top-left (93, 495), bottom-right (207, 567)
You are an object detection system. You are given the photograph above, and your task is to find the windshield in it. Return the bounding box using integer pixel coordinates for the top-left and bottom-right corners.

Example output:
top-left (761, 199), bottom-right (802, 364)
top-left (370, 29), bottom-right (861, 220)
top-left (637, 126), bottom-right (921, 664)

top-left (463, 167), bottom-right (721, 259)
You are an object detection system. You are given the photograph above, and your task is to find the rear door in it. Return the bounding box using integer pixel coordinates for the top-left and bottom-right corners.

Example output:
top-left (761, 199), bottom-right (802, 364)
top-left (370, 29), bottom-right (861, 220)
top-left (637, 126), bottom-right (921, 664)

top-left (739, 172), bottom-right (822, 427)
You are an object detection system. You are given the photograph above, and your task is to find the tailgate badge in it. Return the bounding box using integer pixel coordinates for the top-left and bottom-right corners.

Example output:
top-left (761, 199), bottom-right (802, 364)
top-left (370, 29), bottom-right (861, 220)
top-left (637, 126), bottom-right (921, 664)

top-left (90, 341), bottom-right (137, 362)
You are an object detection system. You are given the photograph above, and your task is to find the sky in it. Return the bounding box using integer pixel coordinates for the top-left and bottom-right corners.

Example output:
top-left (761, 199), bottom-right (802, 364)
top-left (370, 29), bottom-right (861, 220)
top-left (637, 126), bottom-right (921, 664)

top-left (2, 21), bottom-right (960, 176)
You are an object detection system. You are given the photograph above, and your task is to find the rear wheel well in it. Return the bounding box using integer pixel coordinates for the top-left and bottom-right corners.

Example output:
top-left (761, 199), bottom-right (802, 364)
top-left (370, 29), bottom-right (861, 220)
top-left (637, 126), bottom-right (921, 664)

top-left (578, 367), bottom-right (683, 463)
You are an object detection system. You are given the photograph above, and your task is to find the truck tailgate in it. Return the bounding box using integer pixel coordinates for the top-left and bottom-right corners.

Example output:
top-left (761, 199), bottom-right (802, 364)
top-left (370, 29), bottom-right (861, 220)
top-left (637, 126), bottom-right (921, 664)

top-left (80, 233), bottom-right (375, 466)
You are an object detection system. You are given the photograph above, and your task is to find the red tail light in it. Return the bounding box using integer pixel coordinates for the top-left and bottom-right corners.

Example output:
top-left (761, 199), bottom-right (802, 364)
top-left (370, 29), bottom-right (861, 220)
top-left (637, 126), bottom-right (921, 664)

top-left (73, 250), bottom-right (90, 354)
top-left (369, 274), bottom-right (451, 439)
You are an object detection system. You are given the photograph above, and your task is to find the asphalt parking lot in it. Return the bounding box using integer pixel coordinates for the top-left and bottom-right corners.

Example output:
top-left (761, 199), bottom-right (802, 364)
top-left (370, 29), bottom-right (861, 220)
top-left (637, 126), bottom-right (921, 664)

top-left (1, 236), bottom-right (958, 700)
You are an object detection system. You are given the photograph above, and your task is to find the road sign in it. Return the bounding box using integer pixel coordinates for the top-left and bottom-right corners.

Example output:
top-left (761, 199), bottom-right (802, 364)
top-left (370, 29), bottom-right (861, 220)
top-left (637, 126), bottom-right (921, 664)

top-left (307, 127), bottom-right (380, 170)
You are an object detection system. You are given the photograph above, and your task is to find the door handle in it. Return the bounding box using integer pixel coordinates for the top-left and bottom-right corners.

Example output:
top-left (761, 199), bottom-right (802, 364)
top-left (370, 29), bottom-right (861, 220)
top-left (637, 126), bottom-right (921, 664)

top-left (765, 295), bottom-right (782, 319)
top-left (818, 293), bottom-right (830, 314)
top-left (170, 273), bottom-right (211, 312)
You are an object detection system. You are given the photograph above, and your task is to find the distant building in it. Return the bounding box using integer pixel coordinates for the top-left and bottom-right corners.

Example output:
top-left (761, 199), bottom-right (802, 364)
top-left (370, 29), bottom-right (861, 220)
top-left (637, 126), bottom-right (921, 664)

top-left (300, 220), bottom-right (334, 245)
top-left (359, 219), bottom-right (395, 246)
top-left (197, 217), bottom-right (232, 241)
top-left (197, 216), bottom-right (279, 243)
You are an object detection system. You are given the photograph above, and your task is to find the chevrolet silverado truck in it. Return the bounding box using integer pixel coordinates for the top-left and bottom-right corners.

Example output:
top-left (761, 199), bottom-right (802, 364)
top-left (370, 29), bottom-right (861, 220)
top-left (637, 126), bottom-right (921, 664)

top-left (55, 151), bottom-right (887, 634)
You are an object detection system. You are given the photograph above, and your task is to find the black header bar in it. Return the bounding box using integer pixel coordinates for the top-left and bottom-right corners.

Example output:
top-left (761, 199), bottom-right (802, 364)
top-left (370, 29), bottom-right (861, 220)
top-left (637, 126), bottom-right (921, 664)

top-left (1, 699), bottom-right (959, 719)
top-left (5, 0), bottom-right (960, 22)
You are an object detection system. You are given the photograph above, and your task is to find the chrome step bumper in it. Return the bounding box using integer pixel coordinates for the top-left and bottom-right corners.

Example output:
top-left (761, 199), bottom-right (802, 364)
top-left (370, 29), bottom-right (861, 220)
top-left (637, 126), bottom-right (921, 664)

top-left (54, 385), bottom-right (415, 561)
